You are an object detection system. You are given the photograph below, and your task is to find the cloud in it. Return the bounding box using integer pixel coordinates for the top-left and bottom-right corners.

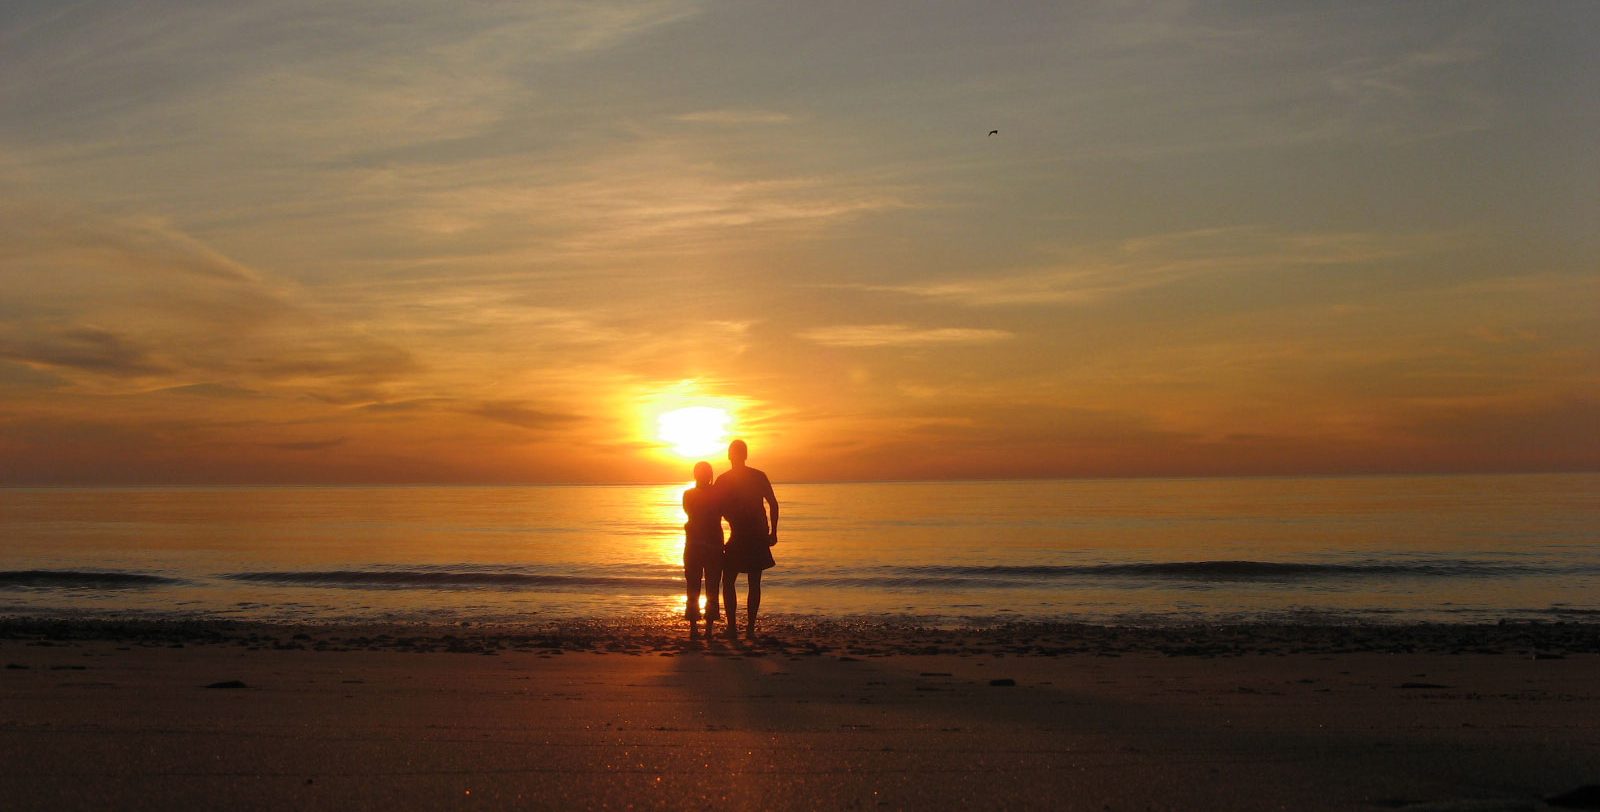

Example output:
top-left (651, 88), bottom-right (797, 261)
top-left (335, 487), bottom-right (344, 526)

top-left (1318, 40), bottom-right (1495, 142)
top-left (1383, 395), bottom-right (1600, 471)
top-left (797, 324), bottom-right (1014, 349)
top-left (468, 401), bottom-right (584, 431)
top-left (155, 383), bottom-right (264, 399)
top-left (1469, 326), bottom-right (1542, 345)
top-left (195, 1), bottom-right (708, 159)
top-left (0, 361), bottom-right (65, 390)
top-left (0, 201), bottom-right (416, 394)
top-left (857, 227), bottom-right (1444, 307)
top-left (536, 0), bottom-right (707, 54)
top-left (0, 326), bottom-right (165, 376)
top-left (397, 147), bottom-right (913, 260)
top-left (358, 398), bottom-right (454, 413)
top-left (260, 438), bottom-right (347, 452)
top-left (675, 109), bottom-right (794, 125)
top-left (0, 1), bottom-right (708, 159)
top-left (0, 3), bottom-right (1588, 485)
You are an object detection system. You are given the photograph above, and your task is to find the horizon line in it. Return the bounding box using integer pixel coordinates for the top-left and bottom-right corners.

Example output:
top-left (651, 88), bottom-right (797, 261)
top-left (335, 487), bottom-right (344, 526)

top-left (3, 467), bottom-right (1596, 490)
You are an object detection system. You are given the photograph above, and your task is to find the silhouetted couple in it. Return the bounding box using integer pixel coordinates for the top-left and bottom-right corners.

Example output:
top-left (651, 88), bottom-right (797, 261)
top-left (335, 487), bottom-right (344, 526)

top-left (682, 439), bottom-right (779, 642)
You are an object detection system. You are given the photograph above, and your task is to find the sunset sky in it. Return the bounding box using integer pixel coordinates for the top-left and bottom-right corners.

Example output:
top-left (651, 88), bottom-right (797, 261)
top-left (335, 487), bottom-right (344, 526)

top-left (2, 1), bottom-right (1596, 485)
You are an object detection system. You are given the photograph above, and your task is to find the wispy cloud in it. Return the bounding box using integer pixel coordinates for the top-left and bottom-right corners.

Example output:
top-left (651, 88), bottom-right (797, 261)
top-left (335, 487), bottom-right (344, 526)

top-left (260, 438), bottom-right (346, 452)
top-left (0, 0), bottom-right (709, 176)
top-left (0, 326), bottom-right (166, 377)
top-left (675, 109), bottom-right (794, 125)
top-left (0, 201), bottom-right (415, 396)
top-left (402, 148), bottom-right (913, 259)
top-left (797, 324), bottom-right (1014, 349)
top-left (856, 228), bottom-right (1445, 307)
top-left (467, 402), bottom-right (584, 432)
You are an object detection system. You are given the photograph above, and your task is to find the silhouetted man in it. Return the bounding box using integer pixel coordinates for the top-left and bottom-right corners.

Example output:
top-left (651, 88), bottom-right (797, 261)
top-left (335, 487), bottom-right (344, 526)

top-left (717, 439), bottom-right (778, 641)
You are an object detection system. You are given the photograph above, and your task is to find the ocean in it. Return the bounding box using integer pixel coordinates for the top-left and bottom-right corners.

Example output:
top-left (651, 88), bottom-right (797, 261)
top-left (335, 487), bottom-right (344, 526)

top-left (2, 473), bottom-right (1596, 626)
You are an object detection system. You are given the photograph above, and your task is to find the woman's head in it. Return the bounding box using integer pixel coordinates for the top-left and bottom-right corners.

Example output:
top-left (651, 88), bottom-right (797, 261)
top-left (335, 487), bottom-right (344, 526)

top-left (692, 460), bottom-right (713, 485)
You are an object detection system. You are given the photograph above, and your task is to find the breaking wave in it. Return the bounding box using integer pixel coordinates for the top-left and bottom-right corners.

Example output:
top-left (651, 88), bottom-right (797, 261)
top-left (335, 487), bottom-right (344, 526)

top-left (897, 560), bottom-right (1558, 579)
top-left (0, 570), bottom-right (180, 589)
top-left (222, 569), bottom-right (672, 590)
top-left (209, 558), bottom-right (1577, 593)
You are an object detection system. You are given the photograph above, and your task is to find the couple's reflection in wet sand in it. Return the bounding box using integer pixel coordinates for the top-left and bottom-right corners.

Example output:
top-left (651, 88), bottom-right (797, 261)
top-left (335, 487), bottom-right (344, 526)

top-left (683, 439), bottom-right (779, 645)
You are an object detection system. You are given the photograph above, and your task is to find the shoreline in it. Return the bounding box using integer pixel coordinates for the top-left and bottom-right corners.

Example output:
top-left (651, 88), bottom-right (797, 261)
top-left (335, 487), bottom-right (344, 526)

top-left (6, 615), bottom-right (1600, 658)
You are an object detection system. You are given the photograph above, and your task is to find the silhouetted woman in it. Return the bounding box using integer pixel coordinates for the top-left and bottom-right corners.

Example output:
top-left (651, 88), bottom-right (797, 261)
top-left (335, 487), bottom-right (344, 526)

top-left (681, 461), bottom-right (723, 635)
top-left (717, 439), bottom-right (778, 642)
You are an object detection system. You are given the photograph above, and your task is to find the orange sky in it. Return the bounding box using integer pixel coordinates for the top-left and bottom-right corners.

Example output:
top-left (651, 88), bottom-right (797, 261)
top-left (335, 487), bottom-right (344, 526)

top-left (1, 2), bottom-right (1596, 485)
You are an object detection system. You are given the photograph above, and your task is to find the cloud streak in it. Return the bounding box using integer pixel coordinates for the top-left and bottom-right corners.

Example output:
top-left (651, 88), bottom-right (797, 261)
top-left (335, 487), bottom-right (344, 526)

top-left (798, 325), bottom-right (1014, 349)
top-left (855, 228), bottom-right (1446, 307)
top-left (0, 201), bottom-right (415, 396)
top-left (675, 109), bottom-right (794, 125)
top-left (468, 402), bottom-right (585, 432)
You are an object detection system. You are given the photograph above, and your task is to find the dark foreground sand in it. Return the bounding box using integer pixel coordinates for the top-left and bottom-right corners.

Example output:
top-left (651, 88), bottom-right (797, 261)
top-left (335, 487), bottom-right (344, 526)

top-left (2, 619), bottom-right (1598, 811)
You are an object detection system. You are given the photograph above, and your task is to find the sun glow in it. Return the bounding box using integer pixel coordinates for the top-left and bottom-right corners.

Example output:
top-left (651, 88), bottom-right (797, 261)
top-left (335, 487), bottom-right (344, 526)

top-left (656, 406), bottom-right (732, 458)
top-left (636, 380), bottom-right (753, 468)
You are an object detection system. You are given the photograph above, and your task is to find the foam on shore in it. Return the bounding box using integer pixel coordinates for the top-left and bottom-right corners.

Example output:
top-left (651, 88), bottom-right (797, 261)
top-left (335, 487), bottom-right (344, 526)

top-left (4, 614), bottom-right (1597, 659)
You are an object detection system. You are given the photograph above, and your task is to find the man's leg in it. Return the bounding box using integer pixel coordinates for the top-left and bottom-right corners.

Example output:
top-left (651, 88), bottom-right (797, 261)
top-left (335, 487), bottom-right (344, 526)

top-left (745, 571), bottom-right (762, 639)
top-left (722, 569), bottom-right (739, 636)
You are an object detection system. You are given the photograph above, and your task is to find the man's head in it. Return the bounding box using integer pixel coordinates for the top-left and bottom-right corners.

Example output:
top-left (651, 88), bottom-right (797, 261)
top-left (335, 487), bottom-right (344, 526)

top-left (692, 461), bottom-right (713, 486)
top-left (727, 439), bottom-right (748, 466)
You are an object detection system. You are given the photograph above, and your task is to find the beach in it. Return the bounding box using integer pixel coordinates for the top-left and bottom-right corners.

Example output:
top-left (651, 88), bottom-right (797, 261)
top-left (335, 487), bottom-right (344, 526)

top-left (3, 618), bottom-right (1598, 810)
top-left (5, 479), bottom-right (1599, 808)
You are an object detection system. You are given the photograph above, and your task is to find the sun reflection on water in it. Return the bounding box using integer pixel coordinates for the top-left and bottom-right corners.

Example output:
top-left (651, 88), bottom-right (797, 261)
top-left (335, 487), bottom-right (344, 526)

top-left (646, 481), bottom-right (713, 621)
top-left (647, 481), bottom-right (692, 566)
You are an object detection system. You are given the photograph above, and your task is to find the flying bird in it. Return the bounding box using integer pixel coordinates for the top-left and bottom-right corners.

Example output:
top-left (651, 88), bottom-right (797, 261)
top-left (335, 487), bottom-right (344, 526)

top-left (988, 129), bottom-right (999, 136)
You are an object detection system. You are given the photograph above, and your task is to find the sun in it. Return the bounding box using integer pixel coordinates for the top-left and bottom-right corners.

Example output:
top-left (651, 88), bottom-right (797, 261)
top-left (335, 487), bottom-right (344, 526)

top-left (656, 406), bottom-right (732, 459)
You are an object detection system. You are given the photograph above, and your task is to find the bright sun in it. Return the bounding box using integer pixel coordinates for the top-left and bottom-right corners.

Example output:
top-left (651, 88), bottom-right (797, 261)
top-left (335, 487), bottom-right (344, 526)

top-left (656, 406), bottom-right (732, 459)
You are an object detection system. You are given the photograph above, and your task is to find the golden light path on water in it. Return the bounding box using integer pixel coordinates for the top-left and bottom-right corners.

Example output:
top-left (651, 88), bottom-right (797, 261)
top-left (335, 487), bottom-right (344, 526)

top-left (636, 381), bottom-right (744, 619)
top-left (648, 481), bottom-right (698, 618)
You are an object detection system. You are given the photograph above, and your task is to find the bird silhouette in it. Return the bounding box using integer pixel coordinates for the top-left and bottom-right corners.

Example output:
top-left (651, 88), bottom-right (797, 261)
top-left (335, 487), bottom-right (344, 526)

top-left (988, 129), bottom-right (999, 136)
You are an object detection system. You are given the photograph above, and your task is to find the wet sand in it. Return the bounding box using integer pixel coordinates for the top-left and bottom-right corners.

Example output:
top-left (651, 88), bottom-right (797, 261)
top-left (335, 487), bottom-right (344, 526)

top-left (2, 619), bottom-right (1598, 810)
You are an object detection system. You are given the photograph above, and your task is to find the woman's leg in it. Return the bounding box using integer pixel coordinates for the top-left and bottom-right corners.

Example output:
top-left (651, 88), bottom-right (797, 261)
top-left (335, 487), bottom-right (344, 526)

top-left (704, 559), bottom-right (722, 622)
top-left (684, 552), bottom-right (701, 623)
top-left (745, 571), bottom-right (762, 639)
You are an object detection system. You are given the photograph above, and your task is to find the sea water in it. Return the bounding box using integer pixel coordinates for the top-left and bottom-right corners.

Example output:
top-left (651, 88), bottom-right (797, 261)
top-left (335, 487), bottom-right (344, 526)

top-left (1, 474), bottom-right (1596, 625)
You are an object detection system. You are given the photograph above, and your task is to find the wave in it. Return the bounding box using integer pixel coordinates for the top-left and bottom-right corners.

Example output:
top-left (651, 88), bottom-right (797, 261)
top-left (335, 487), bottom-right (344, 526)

top-left (220, 569), bottom-right (1012, 593)
top-left (205, 558), bottom-right (1581, 593)
top-left (899, 560), bottom-right (1556, 579)
top-left (222, 570), bottom-right (673, 590)
top-left (0, 570), bottom-right (180, 588)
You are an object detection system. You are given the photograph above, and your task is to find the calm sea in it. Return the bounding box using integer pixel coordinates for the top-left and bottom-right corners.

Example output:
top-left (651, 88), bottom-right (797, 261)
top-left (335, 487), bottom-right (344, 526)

top-left (1, 474), bottom-right (1596, 626)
